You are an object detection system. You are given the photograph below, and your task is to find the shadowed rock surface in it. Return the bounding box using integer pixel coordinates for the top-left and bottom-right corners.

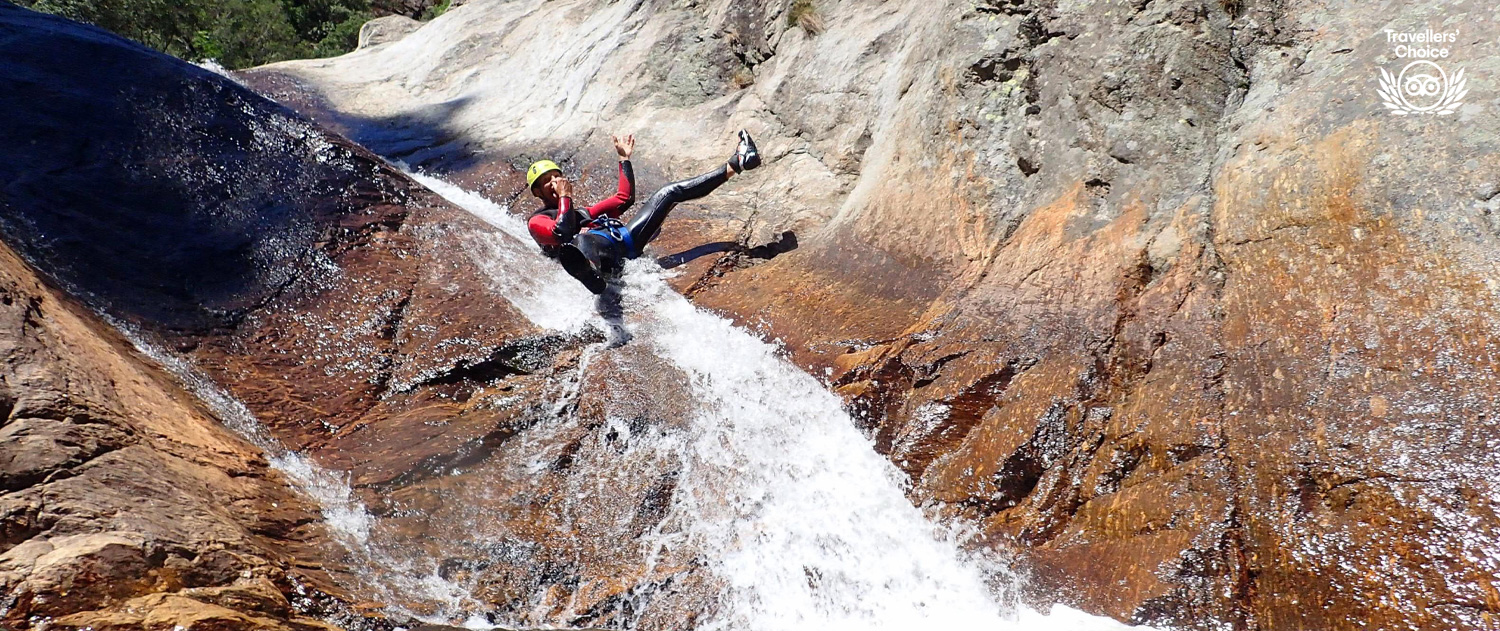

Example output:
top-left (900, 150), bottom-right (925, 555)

top-left (241, 0), bottom-right (1500, 628)
top-left (1, 3), bottom-right (730, 628)
top-left (0, 220), bottom-right (356, 629)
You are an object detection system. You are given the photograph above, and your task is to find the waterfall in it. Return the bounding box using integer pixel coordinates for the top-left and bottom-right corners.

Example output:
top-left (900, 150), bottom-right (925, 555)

top-left (413, 173), bottom-right (1145, 631)
top-left (103, 316), bottom-right (484, 622)
top-left (96, 166), bottom-right (1145, 631)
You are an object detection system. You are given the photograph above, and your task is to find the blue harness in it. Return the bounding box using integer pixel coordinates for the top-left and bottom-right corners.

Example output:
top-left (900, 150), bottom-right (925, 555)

top-left (587, 216), bottom-right (637, 259)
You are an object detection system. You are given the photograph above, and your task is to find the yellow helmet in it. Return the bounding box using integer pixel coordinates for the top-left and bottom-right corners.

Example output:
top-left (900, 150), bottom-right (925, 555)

top-left (526, 160), bottom-right (562, 189)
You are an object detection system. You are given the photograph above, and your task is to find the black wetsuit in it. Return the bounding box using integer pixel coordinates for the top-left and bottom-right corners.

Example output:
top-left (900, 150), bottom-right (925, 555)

top-left (529, 163), bottom-right (729, 294)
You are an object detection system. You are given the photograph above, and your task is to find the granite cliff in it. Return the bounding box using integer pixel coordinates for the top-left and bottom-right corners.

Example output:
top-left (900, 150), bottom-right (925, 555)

top-left (4, 0), bottom-right (1500, 629)
top-left (242, 0), bottom-right (1500, 628)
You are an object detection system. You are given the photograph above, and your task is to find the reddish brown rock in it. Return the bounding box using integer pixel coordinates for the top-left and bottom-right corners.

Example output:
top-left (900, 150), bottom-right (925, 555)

top-left (12, 0), bottom-right (1500, 629)
top-left (50, 588), bottom-right (343, 631)
top-left (0, 5), bottom-right (556, 627)
top-left (235, 0), bottom-right (1500, 627)
top-left (3, 5), bottom-right (724, 628)
top-left (0, 240), bottom-right (353, 628)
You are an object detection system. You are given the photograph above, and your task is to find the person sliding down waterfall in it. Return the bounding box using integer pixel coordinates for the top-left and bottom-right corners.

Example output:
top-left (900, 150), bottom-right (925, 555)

top-left (525, 130), bottom-right (761, 341)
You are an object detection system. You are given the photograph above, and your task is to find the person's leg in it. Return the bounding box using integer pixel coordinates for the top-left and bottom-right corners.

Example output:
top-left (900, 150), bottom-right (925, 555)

top-left (625, 165), bottom-right (731, 248)
top-left (574, 231), bottom-right (625, 275)
top-left (556, 244), bottom-right (608, 295)
top-left (594, 280), bottom-right (631, 347)
top-left (624, 130), bottom-right (761, 253)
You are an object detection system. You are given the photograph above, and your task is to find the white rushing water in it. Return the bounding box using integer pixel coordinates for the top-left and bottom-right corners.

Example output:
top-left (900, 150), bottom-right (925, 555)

top-left (102, 315), bottom-right (374, 546)
top-left (413, 172), bottom-right (1144, 631)
top-left (104, 316), bottom-right (484, 619)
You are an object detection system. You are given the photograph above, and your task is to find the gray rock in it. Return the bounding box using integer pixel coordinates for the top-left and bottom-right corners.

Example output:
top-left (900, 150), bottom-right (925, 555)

top-left (357, 14), bottom-right (422, 49)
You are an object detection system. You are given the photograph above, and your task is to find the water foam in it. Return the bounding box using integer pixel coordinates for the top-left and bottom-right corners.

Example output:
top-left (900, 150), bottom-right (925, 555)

top-left (420, 174), bottom-right (1145, 631)
top-left (103, 316), bottom-right (483, 622)
top-left (408, 171), bottom-right (595, 332)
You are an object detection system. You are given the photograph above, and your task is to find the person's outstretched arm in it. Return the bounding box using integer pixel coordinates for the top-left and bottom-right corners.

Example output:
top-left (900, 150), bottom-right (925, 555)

top-left (586, 134), bottom-right (636, 219)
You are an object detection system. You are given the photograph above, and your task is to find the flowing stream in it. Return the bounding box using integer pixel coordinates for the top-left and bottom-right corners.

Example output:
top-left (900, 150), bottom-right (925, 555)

top-left (412, 173), bottom-right (1144, 631)
top-left (106, 164), bottom-right (1145, 630)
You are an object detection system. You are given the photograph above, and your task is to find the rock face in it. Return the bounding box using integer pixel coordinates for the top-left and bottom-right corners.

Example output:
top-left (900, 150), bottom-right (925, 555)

top-left (0, 8), bottom-right (380, 630)
top-left (2, 3), bottom-right (725, 627)
top-left (358, 15), bottom-right (421, 50)
top-left (0, 215), bottom-right (353, 629)
top-left (242, 0), bottom-right (1500, 628)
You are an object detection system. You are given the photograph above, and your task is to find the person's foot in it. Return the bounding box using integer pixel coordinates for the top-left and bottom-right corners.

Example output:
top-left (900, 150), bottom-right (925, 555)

top-left (604, 321), bottom-right (633, 348)
top-left (729, 129), bottom-right (761, 173)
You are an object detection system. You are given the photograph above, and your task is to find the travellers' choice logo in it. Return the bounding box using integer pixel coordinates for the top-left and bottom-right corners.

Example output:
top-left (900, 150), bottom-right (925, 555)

top-left (1376, 28), bottom-right (1468, 115)
top-left (1379, 61), bottom-right (1468, 115)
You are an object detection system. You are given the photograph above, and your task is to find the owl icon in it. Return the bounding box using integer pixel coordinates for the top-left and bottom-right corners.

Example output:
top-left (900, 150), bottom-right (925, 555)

top-left (1378, 60), bottom-right (1468, 115)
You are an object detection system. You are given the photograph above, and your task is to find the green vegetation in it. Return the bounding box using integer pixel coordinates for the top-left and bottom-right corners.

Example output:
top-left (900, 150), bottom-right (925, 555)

top-left (420, 0), bottom-right (448, 21)
top-left (17, 0), bottom-right (373, 69)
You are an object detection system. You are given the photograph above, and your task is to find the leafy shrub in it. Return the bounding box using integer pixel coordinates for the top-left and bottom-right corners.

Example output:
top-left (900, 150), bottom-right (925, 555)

top-left (17, 0), bottom-right (374, 68)
top-left (420, 0), bottom-right (448, 21)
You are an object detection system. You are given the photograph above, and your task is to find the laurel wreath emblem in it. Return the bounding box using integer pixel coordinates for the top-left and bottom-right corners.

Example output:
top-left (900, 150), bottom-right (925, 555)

top-left (1378, 60), bottom-right (1468, 115)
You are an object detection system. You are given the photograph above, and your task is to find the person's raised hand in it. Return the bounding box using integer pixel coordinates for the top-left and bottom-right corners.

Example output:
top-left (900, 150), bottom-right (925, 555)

top-left (613, 134), bottom-right (635, 160)
top-left (551, 176), bottom-right (573, 199)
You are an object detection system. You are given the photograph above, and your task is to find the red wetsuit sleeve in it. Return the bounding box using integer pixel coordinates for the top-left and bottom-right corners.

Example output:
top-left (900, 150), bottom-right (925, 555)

top-left (529, 197), bottom-right (581, 247)
top-left (585, 160), bottom-right (636, 219)
top-left (528, 212), bottom-right (560, 247)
